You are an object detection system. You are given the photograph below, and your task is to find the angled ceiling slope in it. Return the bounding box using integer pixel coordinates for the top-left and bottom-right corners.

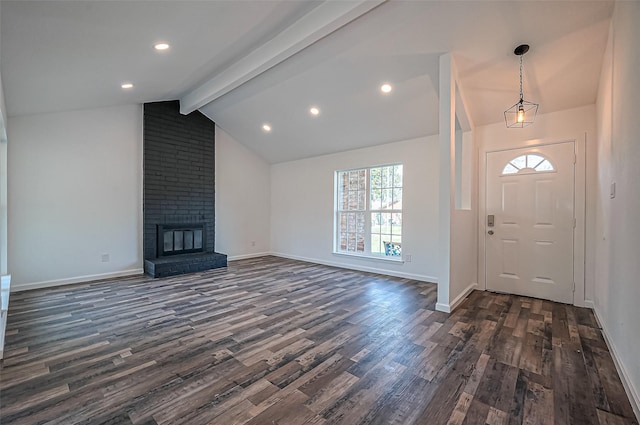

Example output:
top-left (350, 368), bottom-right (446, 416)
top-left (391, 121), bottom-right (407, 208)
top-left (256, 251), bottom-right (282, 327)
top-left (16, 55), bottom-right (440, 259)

top-left (1, 1), bottom-right (614, 163)
top-left (0, 0), bottom-right (326, 117)
top-left (199, 0), bottom-right (613, 163)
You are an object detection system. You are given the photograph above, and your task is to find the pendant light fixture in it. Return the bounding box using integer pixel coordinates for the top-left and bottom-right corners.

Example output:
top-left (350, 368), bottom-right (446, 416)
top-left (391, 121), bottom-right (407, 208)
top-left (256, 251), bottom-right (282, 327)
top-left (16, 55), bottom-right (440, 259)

top-left (504, 44), bottom-right (538, 128)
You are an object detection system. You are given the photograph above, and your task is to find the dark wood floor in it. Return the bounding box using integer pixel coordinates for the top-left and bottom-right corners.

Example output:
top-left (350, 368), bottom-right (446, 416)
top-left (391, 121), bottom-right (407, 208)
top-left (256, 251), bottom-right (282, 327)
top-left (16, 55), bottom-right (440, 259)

top-left (0, 256), bottom-right (636, 425)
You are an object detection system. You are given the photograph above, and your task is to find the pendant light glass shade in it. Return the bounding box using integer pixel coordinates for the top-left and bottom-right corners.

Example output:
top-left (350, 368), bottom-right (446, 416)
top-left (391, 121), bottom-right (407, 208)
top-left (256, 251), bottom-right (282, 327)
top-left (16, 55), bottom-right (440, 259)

top-left (504, 45), bottom-right (538, 128)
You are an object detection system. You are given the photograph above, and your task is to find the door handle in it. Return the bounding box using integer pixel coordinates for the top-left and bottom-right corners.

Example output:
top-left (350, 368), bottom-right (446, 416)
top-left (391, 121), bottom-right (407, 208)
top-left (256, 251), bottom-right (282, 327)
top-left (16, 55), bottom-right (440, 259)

top-left (488, 230), bottom-right (494, 235)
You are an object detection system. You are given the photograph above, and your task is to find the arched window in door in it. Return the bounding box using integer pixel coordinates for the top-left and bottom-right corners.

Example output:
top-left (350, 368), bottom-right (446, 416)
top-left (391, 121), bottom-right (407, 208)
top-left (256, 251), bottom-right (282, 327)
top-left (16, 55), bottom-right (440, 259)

top-left (502, 153), bottom-right (555, 175)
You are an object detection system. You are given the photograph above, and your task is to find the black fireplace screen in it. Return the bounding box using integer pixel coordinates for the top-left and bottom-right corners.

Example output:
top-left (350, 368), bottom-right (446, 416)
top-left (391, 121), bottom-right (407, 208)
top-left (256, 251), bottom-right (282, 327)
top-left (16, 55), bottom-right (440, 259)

top-left (157, 224), bottom-right (205, 256)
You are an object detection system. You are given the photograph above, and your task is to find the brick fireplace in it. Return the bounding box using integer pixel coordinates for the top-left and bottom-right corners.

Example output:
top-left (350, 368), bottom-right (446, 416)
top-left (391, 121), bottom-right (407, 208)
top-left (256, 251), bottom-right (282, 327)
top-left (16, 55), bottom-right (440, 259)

top-left (143, 100), bottom-right (226, 278)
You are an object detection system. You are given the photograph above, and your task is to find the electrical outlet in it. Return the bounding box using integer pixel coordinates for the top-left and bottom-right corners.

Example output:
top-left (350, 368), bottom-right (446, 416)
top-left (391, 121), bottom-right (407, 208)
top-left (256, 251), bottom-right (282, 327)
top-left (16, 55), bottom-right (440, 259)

top-left (101, 254), bottom-right (110, 263)
top-left (251, 241), bottom-right (256, 247)
top-left (405, 254), bottom-right (412, 262)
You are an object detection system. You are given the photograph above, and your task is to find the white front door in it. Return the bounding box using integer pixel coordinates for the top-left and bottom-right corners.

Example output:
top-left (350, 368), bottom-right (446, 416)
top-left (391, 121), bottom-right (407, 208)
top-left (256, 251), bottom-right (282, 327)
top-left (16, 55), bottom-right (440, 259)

top-left (485, 142), bottom-right (575, 304)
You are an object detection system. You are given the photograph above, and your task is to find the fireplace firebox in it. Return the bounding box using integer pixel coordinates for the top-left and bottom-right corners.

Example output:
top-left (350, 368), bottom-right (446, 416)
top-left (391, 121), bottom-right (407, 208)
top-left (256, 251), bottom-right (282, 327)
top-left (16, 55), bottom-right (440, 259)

top-left (157, 223), bottom-right (205, 257)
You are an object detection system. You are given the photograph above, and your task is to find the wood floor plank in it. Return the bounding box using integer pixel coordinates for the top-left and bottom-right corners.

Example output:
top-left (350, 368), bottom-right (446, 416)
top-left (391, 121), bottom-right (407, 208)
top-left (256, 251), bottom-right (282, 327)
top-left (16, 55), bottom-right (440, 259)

top-left (553, 340), bottom-right (600, 425)
top-left (364, 372), bottom-right (437, 425)
top-left (486, 407), bottom-right (509, 425)
top-left (447, 391), bottom-right (474, 425)
top-left (597, 409), bottom-right (637, 425)
top-left (305, 371), bottom-right (360, 414)
top-left (522, 380), bottom-right (554, 425)
top-left (590, 345), bottom-right (638, 419)
top-left (320, 355), bottom-right (406, 424)
top-left (0, 256), bottom-right (636, 425)
top-left (461, 399), bottom-right (491, 425)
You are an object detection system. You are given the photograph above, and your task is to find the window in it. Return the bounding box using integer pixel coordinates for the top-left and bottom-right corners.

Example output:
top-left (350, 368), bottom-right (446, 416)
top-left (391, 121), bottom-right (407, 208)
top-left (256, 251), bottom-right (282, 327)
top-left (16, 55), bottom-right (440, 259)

top-left (335, 164), bottom-right (403, 259)
top-left (502, 154), bottom-right (554, 175)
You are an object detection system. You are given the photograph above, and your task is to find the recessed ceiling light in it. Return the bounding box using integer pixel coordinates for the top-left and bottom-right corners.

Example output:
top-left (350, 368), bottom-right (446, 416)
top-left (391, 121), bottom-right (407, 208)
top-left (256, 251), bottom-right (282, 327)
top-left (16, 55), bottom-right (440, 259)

top-left (154, 42), bottom-right (170, 51)
top-left (262, 124), bottom-right (272, 133)
top-left (380, 83), bottom-right (393, 94)
top-left (309, 106), bottom-right (320, 116)
top-left (121, 83), bottom-right (134, 89)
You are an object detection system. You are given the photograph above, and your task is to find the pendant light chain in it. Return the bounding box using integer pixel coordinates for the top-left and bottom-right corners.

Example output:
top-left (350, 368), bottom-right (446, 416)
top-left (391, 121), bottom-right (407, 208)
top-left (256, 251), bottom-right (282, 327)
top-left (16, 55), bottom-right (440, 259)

top-left (519, 54), bottom-right (524, 103)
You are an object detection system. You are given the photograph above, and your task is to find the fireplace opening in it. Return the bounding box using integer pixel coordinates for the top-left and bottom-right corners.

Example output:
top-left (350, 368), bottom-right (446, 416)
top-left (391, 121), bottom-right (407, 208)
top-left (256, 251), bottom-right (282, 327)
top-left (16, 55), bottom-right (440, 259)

top-left (157, 223), bottom-right (205, 257)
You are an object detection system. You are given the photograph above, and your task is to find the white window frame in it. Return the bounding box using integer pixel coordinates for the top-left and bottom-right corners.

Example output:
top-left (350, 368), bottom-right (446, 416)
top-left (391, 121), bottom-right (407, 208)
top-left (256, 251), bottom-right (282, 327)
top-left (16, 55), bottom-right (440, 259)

top-left (333, 163), bottom-right (403, 262)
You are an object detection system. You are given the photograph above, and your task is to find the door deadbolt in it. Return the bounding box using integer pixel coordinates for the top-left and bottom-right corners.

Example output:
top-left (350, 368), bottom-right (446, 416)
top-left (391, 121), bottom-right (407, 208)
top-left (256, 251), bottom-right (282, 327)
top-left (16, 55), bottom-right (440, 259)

top-left (487, 215), bottom-right (495, 227)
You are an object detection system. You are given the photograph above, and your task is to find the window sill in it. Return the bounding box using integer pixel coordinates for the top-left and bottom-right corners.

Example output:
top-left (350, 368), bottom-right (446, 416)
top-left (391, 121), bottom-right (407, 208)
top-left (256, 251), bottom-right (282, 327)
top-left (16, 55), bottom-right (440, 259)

top-left (332, 251), bottom-right (404, 264)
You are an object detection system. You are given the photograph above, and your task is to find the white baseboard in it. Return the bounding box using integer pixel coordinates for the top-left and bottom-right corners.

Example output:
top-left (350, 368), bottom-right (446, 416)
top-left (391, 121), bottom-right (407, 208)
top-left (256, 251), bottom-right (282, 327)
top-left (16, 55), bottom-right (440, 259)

top-left (0, 310), bottom-right (6, 360)
top-left (1, 274), bottom-right (10, 310)
top-left (451, 282), bottom-right (478, 310)
top-left (0, 275), bottom-right (10, 359)
top-left (584, 299), bottom-right (595, 309)
top-left (269, 252), bottom-right (437, 283)
top-left (10, 269), bottom-right (144, 293)
top-left (435, 302), bottom-right (451, 313)
top-left (592, 306), bottom-right (640, 422)
top-left (436, 282), bottom-right (478, 313)
top-left (227, 252), bottom-right (271, 261)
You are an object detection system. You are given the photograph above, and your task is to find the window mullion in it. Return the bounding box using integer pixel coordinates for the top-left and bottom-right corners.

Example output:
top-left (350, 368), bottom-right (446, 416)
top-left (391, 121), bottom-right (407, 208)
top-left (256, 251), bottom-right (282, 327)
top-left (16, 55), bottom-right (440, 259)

top-left (364, 168), bottom-right (371, 255)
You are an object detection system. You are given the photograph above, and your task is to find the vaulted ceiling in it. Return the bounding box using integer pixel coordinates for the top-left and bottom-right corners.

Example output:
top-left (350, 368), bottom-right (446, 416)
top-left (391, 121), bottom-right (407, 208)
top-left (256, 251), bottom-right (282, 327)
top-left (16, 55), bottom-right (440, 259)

top-left (1, 1), bottom-right (613, 163)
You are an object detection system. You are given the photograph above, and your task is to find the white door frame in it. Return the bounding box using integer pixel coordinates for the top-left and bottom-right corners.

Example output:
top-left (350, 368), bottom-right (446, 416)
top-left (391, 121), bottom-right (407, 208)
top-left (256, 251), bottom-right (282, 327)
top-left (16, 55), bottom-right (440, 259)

top-left (478, 135), bottom-right (587, 307)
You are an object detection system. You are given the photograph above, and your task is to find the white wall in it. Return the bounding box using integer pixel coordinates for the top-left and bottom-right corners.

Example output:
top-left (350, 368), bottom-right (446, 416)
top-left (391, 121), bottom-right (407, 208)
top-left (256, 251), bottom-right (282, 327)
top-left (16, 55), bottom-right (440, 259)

top-left (475, 105), bottom-right (597, 307)
top-left (449, 66), bottom-right (479, 313)
top-left (0, 135), bottom-right (6, 277)
top-left (594, 1), bottom-right (640, 417)
top-left (0, 2), bottom-right (8, 277)
top-left (8, 105), bottom-right (143, 291)
top-left (449, 130), bottom-right (477, 311)
top-left (271, 135), bottom-right (439, 282)
top-left (437, 54), bottom-right (479, 313)
top-left (437, 55), bottom-right (454, 308)
top-left (0, 0), bottom-right (9, 358)
top-left (215, 127), bottom-right (271, 259)
top-left (0, 1), bottom-right (6, 133)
